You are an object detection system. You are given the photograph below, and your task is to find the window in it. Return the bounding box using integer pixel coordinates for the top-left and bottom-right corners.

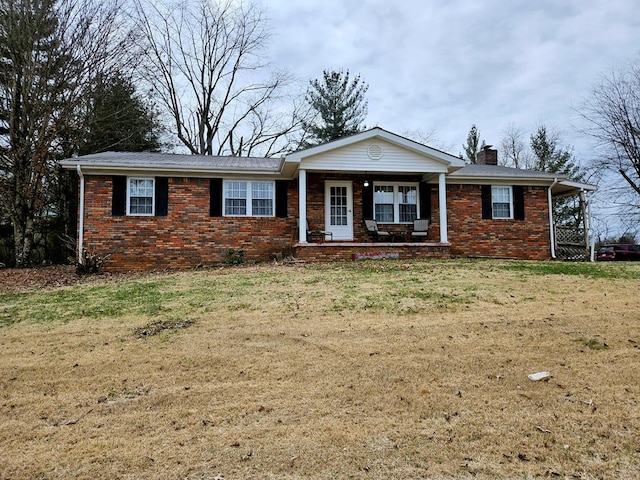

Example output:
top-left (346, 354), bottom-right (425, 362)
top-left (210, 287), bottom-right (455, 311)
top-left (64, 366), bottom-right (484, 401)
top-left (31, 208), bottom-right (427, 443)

top-left (373, 183), bottom-right (418, 223)
top-left (491, 186), bottom-right (512, 219)
top-left (127, 178), bottom-right (154, 215)
top-left (224, 180), bottom-right (274, 216)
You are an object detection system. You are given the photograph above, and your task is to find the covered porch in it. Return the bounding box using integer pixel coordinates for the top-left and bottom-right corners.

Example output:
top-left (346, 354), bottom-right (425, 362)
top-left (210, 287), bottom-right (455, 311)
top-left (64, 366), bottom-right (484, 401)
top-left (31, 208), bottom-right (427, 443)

top-left (284, 128), bottom-right (466, 250)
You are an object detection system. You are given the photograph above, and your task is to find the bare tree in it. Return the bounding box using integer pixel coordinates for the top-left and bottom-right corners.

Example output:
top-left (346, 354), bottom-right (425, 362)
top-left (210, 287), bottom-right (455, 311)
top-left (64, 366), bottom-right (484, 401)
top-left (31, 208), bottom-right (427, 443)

top-left (0, 0), bottom-right (136, 267)
top-left (579, 59), bottom-right (640, 211)
top-left (500, 123), bottom-right (534, 169)
top-left (134, 0), bottom-right (309, 157)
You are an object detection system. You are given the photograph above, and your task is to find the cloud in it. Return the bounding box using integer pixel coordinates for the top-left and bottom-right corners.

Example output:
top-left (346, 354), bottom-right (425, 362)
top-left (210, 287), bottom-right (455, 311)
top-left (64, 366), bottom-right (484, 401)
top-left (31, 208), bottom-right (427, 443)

top-left (262, 0), bottom-right (640, 159)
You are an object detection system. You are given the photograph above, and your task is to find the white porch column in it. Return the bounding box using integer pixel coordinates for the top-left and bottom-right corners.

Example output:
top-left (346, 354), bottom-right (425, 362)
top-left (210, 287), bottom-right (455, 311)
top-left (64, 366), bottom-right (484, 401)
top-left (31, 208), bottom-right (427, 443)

top-left (298, 168), bottom-right (308, 243)
top-left (438, 173), bottom-right (448, 243)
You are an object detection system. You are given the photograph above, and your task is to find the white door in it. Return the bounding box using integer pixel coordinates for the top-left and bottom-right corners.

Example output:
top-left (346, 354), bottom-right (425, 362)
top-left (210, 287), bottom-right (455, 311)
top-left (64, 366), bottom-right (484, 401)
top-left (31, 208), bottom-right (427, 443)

top-left (325, 181), bottom-right (353, 240)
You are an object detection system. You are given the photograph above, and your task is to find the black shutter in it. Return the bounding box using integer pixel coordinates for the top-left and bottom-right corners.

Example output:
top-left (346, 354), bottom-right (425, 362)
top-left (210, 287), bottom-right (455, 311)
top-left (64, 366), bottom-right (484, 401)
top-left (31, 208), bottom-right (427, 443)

top-left (155, 177), bottom-right (168, 216)
top-left (362, 182), bottom-right (373, 219)
top-left (481, 185), bottom-right (492, 219)
top-left (419, 182), bottom-right (431, 221)
top-left (210, 178), bottom-right (223, 216)
top-left (275, 180), bottom-right (288, 218)
top-left (513, 185), bottom-right (525, 220)
top-left (112, 175), bottom-right (126, 216)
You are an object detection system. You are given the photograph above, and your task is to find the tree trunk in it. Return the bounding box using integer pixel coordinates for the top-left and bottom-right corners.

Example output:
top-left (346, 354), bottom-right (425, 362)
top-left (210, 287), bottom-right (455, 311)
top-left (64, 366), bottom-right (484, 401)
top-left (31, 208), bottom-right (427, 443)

top-left (13, 215), bottom-right (35, 268)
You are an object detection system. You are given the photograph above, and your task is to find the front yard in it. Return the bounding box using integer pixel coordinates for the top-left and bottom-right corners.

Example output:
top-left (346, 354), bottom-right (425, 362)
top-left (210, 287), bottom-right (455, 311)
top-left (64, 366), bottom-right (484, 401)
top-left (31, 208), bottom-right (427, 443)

top-left (1, 260), bottom-right (638, 479)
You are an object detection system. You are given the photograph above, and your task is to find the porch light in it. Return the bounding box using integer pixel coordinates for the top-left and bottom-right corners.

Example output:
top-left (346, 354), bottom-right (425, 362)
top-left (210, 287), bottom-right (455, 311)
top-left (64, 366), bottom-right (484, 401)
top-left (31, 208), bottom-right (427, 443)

top-left (363, 179), bottom-right (369, 187)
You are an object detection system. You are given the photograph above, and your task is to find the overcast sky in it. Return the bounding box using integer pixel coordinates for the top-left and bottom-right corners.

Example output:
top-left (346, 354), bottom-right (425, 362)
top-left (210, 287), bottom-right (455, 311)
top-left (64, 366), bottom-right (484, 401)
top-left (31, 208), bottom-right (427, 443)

top-left (262, 0), bottom-right (640, 162)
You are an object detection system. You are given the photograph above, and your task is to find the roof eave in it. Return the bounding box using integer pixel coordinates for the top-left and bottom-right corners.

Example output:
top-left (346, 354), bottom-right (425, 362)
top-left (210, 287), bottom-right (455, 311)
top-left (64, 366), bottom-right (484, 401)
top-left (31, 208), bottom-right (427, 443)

top-left (60, 159), bottom-right (287, 178)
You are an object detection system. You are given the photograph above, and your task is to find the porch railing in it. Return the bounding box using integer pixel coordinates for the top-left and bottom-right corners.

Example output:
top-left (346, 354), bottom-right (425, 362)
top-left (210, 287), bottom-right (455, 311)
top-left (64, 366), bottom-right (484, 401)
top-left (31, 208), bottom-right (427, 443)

top-left (555, 226), bottom-right (585, 246)
top-left (555, 225), bottom-right (588, 261)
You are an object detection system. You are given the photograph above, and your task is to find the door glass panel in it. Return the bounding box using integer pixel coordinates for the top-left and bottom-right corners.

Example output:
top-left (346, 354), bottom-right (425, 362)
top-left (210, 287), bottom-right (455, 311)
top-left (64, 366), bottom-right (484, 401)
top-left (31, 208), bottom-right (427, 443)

top-left (330, 186), bottom-right (347, 226)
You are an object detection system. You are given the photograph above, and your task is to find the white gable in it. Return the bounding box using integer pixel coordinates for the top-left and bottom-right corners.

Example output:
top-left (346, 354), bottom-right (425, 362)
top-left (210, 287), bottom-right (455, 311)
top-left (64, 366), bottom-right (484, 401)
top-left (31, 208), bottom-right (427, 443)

top-left (284, 127), bottom-right (464, 175)
top-left (299, 138), bottom-right (450, 173)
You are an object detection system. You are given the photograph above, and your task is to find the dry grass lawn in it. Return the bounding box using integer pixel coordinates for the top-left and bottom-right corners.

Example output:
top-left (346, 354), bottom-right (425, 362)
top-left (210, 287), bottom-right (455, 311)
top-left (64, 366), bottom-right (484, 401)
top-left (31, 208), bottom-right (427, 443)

top-left (0, 259), bottom-right (639, 479)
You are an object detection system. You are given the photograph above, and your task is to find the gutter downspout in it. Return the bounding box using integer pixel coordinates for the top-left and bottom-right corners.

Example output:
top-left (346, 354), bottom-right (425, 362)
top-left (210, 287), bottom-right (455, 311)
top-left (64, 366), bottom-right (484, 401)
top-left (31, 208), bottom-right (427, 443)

top-left (76, 164), bottom-right (85, 265)
top-left (548, 178), bottom-right (558, 259)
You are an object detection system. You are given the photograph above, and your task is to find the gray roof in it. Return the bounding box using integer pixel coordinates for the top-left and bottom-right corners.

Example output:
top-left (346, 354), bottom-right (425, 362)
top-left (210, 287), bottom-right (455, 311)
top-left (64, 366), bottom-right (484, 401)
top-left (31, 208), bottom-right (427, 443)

top-left (60, 151), bottom-right (283, 173)
top-left (449, 164), bottom-right (563, 180)
top-left (449, 164), bottom-right (597, 195)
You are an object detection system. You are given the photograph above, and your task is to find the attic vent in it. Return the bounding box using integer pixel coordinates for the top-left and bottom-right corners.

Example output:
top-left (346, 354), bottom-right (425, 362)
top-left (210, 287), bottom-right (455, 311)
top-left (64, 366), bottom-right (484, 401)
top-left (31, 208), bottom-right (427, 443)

top-left (367, 143), bottom-right (384, 160)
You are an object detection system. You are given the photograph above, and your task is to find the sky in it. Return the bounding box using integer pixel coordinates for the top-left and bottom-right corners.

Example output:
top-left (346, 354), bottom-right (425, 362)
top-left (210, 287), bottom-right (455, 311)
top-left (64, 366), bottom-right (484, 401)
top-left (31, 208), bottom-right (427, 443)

top-left (262, 0), bottom-right (640, 161)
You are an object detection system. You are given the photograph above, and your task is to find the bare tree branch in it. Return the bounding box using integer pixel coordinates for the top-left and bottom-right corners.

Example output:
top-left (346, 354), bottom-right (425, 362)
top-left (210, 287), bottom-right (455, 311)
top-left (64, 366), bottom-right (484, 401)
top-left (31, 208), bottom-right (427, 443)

top-left (133, 0), bottom-right (309, 157)
top-left (577, 59), bottom-right (640, 209)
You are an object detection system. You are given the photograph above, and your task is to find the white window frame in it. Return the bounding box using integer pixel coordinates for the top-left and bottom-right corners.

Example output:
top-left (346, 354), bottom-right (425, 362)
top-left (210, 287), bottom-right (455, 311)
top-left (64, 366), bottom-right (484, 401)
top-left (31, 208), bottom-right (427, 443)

top-left (127, 177), bottom-right (155, 216)
top-left (223, 180), bottom-right (275, 217)
top-left (491, 186), bottom-right (513, 219)
top-left (373, 182), bottom-right (419, 224)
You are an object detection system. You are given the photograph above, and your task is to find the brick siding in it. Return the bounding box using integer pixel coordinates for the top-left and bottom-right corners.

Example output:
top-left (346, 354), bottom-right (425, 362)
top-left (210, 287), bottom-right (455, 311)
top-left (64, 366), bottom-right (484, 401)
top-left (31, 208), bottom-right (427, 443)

top-left (82, 176), bottom-right (298, 271)
top-left (443, 184), bottom-right (551, 260)
top-left (80, 174), bottom-right (552, 270)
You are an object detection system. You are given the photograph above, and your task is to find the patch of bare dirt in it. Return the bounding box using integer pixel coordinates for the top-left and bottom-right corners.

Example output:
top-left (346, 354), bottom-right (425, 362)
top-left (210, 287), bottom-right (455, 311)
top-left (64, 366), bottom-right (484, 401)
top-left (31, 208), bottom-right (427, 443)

top-left (0, 265), bottom-right (136, 294)
top-left (0, 265), bottom-right (82, 294)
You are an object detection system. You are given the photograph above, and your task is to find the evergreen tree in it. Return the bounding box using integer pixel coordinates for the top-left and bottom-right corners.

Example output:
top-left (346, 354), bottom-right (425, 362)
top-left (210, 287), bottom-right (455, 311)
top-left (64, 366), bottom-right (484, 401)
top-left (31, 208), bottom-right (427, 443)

top-left (302, 69), bottom-right (368, 146)
top-left (462, 124), bottom-right (485, 163)
top-left (530, 125), bottom-right (584, 226)
top-left (80, 73), bottom-right (163, 154)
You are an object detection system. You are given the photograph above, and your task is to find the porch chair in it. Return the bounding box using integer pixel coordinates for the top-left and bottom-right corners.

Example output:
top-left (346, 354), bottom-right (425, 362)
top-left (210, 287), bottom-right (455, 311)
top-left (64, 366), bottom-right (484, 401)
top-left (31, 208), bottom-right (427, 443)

top-left (306, 219), bottom-right (333, 242)
top-left (410, 218), bottom-right (429, 241)
top-left (363, 219), bottom-right (393, 242)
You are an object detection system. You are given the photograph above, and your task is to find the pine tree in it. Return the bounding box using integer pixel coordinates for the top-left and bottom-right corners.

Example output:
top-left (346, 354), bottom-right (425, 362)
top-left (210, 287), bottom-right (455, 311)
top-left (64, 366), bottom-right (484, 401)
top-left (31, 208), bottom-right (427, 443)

top-left (530, 125), bottom-right (584, 226)
top-left (80, 73), bottom-right (163, 154)
top-left (302, 69), bottom-right (368, 146)
top-left (462, 124), bottom-right (485, 163)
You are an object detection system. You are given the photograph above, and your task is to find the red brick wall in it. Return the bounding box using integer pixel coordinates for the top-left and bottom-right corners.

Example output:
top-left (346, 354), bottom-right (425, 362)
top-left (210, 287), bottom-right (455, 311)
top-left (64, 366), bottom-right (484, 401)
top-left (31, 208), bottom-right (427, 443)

top-left (80, 174), bottom-right (552, 270)
top-left (296, 244), bottom-right (451, 262)
top-left (82, 176), bottom-right (298, 271)
top-left (441, 184), bottom-right (552, 260)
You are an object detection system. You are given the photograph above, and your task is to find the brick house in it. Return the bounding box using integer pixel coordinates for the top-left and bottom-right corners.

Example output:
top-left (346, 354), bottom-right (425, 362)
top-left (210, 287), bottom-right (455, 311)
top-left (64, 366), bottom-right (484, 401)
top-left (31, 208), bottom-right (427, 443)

top-left (60, 128), bottom-right (596, 270)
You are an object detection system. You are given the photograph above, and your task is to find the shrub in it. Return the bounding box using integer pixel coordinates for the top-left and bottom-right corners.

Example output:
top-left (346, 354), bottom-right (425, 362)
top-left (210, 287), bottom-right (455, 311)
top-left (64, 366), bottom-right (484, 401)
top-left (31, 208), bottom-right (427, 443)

top-left (76, 249), bottom-right (111, 275)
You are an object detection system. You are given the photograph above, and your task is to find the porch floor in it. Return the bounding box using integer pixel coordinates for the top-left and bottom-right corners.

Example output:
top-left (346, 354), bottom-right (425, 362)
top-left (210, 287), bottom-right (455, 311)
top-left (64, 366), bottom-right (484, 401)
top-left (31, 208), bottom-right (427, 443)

top-left (294, 241), bottom-right (452, 262)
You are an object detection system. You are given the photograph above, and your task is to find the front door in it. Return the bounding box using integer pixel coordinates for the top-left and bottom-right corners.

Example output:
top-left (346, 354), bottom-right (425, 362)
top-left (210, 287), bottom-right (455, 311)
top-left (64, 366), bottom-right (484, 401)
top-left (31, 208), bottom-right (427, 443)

top-left (325, 181), bottom-right (353, 240)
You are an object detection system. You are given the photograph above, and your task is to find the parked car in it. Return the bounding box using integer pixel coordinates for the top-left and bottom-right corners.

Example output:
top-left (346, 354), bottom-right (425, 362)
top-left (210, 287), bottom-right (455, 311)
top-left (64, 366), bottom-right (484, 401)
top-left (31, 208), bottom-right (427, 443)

top-left (596, 244), bottom-right (640, 261)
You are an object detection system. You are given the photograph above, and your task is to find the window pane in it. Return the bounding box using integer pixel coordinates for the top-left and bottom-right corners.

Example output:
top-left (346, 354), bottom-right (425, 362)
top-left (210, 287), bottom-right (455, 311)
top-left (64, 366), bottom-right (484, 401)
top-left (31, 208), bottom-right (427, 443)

top-left (224, 181), bottom-right (247, 215)
top-left (491, 187), bottom-right (509, 203)
top-left (252, 198), bottom-right (273, 216)
top-left (225, 198), bottom-right (246, 215)
top-left (374, 185), bottom-right (394, 204)
top-left (375, 204), bottom-right (394, 223)
top-left (130, 196), bottom-right (153, 215)
top-left (493, 203), bottom-right (510, 218)
top-left (398, 185), bottom-right (417, 205)
top-left (330, 186), bottom-right (348, 226)
top-left (251, 182), bottom-right (273, 216)
top-left (374, 185), bottom-right (393, 222)
top-left (399, 204), bottom-right (417, 223)
top-left (225, 181), bottom-right (247, 199)
top-left (492, 187), bottom-right (511, 218)
top-left (398, 185), bottom-right (417, 222)
top-left (129, 179), bottom-right (154, 215)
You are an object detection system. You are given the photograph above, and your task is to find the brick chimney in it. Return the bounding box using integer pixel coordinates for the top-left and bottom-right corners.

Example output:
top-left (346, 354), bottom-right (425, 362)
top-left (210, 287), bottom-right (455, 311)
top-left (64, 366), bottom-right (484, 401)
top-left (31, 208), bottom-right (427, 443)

top-left (476, 145), bottom-right (498, 165)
